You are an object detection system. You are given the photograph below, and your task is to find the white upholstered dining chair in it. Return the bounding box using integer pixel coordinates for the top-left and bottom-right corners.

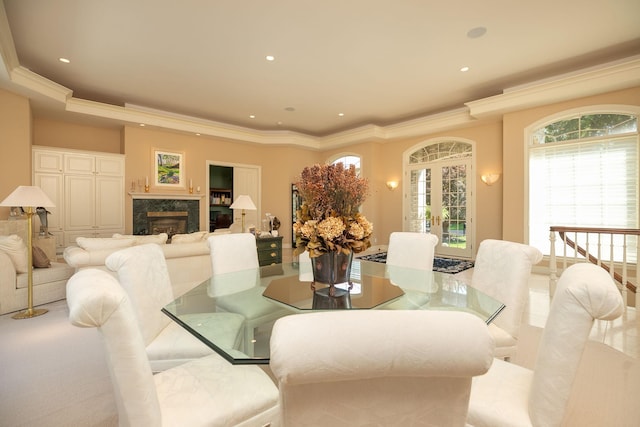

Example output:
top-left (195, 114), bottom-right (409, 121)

top-left (207, 233), bottom-right (289, 355)
top-left (105, 243), bottom-right (244, 372)
top-left (385, 232), bottom-right (439, 308)
top-left (386, 231), bottom-right (439, 271)
top-left (270, 310), bottom-right (495, 427)
top-left (466, 262), bottom-right (624, 427)
top-left (66, 268), bottom-right (280, 427)
top-left (470, 239), bottom-right (543, 359)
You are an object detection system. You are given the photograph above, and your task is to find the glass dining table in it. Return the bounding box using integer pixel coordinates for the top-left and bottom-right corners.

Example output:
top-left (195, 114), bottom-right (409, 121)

top-left (162, 259), bottom-right (505, 365)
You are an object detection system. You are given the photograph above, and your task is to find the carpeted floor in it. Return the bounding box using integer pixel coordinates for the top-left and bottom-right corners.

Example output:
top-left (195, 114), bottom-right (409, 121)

top-left (358, 252), bottom-right (474, 274)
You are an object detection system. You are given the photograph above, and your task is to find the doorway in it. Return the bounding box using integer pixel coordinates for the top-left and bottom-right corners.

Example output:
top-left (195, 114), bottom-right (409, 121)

top-left (403, 140), bottom-right (474, 259)
top-left (207, 161), bottom-right (261, 232)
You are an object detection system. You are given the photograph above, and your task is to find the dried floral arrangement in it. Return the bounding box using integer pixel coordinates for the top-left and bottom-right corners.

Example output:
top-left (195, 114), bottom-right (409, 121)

top-left (293, 163), bottom-right (373, 257)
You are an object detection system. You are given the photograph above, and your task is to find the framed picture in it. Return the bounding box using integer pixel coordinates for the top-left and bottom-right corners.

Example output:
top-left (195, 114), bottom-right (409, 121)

top-left (154, 149), bottom-right (185, 188)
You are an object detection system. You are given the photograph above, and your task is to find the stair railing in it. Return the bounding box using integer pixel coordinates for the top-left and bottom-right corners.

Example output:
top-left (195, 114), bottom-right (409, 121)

top-left (549, 226), bottom-right (639, 310)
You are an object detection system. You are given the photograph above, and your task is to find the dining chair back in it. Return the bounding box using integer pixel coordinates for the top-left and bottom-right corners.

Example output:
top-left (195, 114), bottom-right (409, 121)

top-left (471, 239), bottom-right (543, 359)
top-left (270, 310), bottom-right (494, 427)
top-left (467, 262), bottom-right (624, 426)
top-left (207, 233), bottom-right (289, 356)
top-left (386, 231), bottom-right (439, 271)
top-left (105, 244), bottom-right (243, 371)
top-left (66, 268), bottom-right (280, 427)
top-left (207, 233), bottom-right (259, 275)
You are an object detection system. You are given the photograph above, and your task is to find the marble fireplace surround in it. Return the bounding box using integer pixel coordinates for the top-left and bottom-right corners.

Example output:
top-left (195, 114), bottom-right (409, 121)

top-left (130, 193), bottom-right (203, 236)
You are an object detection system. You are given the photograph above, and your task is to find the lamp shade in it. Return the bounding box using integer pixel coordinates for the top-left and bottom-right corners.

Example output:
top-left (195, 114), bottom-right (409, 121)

top-left (229, 195), bottom-right (256, 210)
top-left (0, 186), bottom-right (55, 208)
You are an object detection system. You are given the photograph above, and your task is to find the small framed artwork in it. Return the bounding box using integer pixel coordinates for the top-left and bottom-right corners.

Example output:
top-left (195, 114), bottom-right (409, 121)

top-left (154, 149), bottom-right (185, 188)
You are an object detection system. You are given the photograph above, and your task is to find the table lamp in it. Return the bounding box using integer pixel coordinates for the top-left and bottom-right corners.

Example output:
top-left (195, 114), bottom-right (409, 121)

top-left (0, 186), bottom-right (55, 319)
top-left (229, 195), bottom-right (256, 233)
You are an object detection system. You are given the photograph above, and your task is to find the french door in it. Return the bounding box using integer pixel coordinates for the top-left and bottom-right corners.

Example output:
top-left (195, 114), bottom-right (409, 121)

top-left (405, 158), bottom-right (473, 258)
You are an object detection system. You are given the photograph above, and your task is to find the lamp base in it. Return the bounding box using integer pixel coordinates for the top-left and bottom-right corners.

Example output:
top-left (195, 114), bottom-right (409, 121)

top-left (12, 307), bottom-right (48, 320)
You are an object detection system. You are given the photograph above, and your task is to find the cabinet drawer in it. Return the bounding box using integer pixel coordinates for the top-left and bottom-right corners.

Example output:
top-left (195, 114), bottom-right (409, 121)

top-left (256, 236), bottom-right (282, 266)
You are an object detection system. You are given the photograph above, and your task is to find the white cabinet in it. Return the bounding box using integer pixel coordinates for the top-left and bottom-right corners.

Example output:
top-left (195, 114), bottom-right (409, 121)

top-left (33, 147), bottom-right (125, 250)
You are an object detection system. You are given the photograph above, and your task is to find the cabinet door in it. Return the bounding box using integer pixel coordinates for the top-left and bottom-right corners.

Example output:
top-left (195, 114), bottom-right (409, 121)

top-left (96, 176), bottom-right (124, 229)
top-left (33, 150), bottom-right (63, 173)
top-left (64, 154), bottom-right (95, 175)
top-left (33, 173), bottom-right (63, 232)
top-left (96, 156), bottom-right (124, 176)
top-left (64, 175), bottom-right (96, 230)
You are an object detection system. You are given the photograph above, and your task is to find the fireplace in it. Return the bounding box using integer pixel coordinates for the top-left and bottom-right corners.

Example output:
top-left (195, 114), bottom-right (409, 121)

top-left (147, 211), bottom-right (188, 238)
top-left (132, 197), bottom-right (200, 235)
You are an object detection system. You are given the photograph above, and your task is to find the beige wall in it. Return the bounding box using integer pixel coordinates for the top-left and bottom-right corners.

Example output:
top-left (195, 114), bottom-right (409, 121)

top-left (0, 88), bottom-right (31, 219)
top-left (3, 85), bottom-right (639, 253)
top-left (33, 118), bottom-right (123, 154)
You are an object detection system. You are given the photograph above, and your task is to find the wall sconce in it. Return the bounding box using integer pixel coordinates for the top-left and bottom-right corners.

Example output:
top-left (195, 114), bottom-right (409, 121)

top-left (386, 181), bottom-right (399, 191)
top-left (481, 173), bottom-right (501, 186)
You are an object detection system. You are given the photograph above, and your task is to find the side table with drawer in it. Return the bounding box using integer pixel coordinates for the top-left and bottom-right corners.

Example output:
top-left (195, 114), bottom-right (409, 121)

top-left (256, 236), bottom-right (283, 266)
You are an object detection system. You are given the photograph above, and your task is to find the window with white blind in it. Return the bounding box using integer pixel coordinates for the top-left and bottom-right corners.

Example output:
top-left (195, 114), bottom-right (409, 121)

top-left (528, 112), bottom-right (639, 258)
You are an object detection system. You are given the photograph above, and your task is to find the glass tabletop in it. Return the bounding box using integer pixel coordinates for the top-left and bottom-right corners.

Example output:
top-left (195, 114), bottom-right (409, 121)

top-left (162, 259), bottom-right (505, 365)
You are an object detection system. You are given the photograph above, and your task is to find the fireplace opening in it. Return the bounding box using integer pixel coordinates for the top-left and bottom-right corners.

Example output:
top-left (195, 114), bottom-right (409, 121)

top-left (147, 211), bottom-right (188, 240)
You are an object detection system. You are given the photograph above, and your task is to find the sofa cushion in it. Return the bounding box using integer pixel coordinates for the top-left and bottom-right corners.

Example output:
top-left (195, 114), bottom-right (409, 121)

top-left (170, 231), bottom-right (207, 244)
top-left (76, 236), bottom-right (135, 251)
top-left (0, 235), bottom-right (28, 273)
top-left (16, 261), bottom-right (76, 289)
top-left (32, 246), bottom-right (51, 268)
top-left (113, 233), bottom-right (168, 245)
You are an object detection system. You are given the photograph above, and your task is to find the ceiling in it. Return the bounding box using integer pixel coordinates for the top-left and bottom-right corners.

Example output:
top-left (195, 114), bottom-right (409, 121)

top-left (1, 0), bottom-right (640, 141)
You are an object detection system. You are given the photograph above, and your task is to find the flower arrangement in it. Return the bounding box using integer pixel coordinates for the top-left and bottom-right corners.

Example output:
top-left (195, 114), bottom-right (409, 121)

top-left (293, 163), bottom-right (373, 257)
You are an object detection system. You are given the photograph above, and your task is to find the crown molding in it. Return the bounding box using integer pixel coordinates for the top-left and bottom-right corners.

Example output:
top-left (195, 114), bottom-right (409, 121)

top-left (466, 56), bottom-right (640, 118)
top-left (0, 3), bottom-right (18, 73)
top-left (10, 66), bottom-right (72, 103)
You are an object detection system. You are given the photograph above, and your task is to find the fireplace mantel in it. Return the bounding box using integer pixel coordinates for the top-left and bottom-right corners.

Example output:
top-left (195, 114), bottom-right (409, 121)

top-left (128, 192), bottom-right (204, 201)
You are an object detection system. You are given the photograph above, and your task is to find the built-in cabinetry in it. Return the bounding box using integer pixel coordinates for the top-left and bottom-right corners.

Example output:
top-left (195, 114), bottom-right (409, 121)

top-left (33, 147), bottom-right (125, 251)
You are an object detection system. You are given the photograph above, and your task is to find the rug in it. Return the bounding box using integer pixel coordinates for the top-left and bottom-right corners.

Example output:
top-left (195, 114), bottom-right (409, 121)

top-left (358, 252), bottom-right (474, 274)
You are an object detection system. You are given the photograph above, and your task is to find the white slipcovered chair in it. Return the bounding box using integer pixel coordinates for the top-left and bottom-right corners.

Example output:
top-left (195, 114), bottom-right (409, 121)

top-left (66, 268), bottom-right (280, 427)
top-left (270, 310), bottom-right (495, 427)
top-left (470, 239), bottom-right (543, 359)
top-left (207, 233), bottom-right (289, 355)
top-left (105, 243), bottom-right (244, 372)
top-left (467, 262), bottom-right (624, 427)
top-left (385, 232), bottom-right (439, 308)
top-left (386, 231), bottom-right (439, 271)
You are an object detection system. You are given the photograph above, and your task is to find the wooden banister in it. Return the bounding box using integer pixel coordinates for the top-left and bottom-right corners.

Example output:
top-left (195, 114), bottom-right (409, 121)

top-left (549, 226), bottom-right (639, 310)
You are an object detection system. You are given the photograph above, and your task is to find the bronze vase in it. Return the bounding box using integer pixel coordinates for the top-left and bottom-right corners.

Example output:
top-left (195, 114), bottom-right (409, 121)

top-left (310, 251), bottom-right (353, 309)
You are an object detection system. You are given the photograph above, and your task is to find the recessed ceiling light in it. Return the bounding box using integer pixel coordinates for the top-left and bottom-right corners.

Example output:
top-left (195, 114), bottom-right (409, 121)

top-left (139, 123), bottom-right (145, 127)
top-left (460, 66), bottom-right (470, 72)
top-left (276, 121), bottom-right (283, 126)
top-left (59, 57), bottom-right (70, 63)
top-left (195, 133), bottom-right (201, 136)
top-left (249, 114), bottom-right (256, 119)
top-left (467, 27), bottom-right (487, 39)
top-left (338, 113), bottom-right (345, 117)
top-left (266, 55), bottom-right (275, 61)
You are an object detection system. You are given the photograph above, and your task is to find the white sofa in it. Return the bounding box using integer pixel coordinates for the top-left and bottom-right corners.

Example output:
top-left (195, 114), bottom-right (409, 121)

top-left (0, 220), bottom-right (75, 315)
top-left (63, 231), bottom-right (218, 296)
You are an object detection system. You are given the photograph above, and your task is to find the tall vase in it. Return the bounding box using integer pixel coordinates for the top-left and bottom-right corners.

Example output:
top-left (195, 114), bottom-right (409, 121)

top-left (310, 251), bottom-right (353, 309)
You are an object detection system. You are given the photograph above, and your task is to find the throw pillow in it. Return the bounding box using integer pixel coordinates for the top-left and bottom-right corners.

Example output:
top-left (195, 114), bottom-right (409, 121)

top-left (32, 246), bottom-right (51, 268)
top-left (170, 231), bottom-right (207, 244)
top-left (76, 237), bottom-right (135, 251)
top-left (0, 235), bottom-right (29, 273)
top-left (112, 233), bottom-right (168, 245)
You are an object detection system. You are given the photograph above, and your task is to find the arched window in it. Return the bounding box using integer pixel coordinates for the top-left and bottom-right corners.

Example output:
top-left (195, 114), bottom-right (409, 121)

top-left (528, 111), bottom-right (639, 258)
top-left (331, 155), bottom-right (361, 176)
